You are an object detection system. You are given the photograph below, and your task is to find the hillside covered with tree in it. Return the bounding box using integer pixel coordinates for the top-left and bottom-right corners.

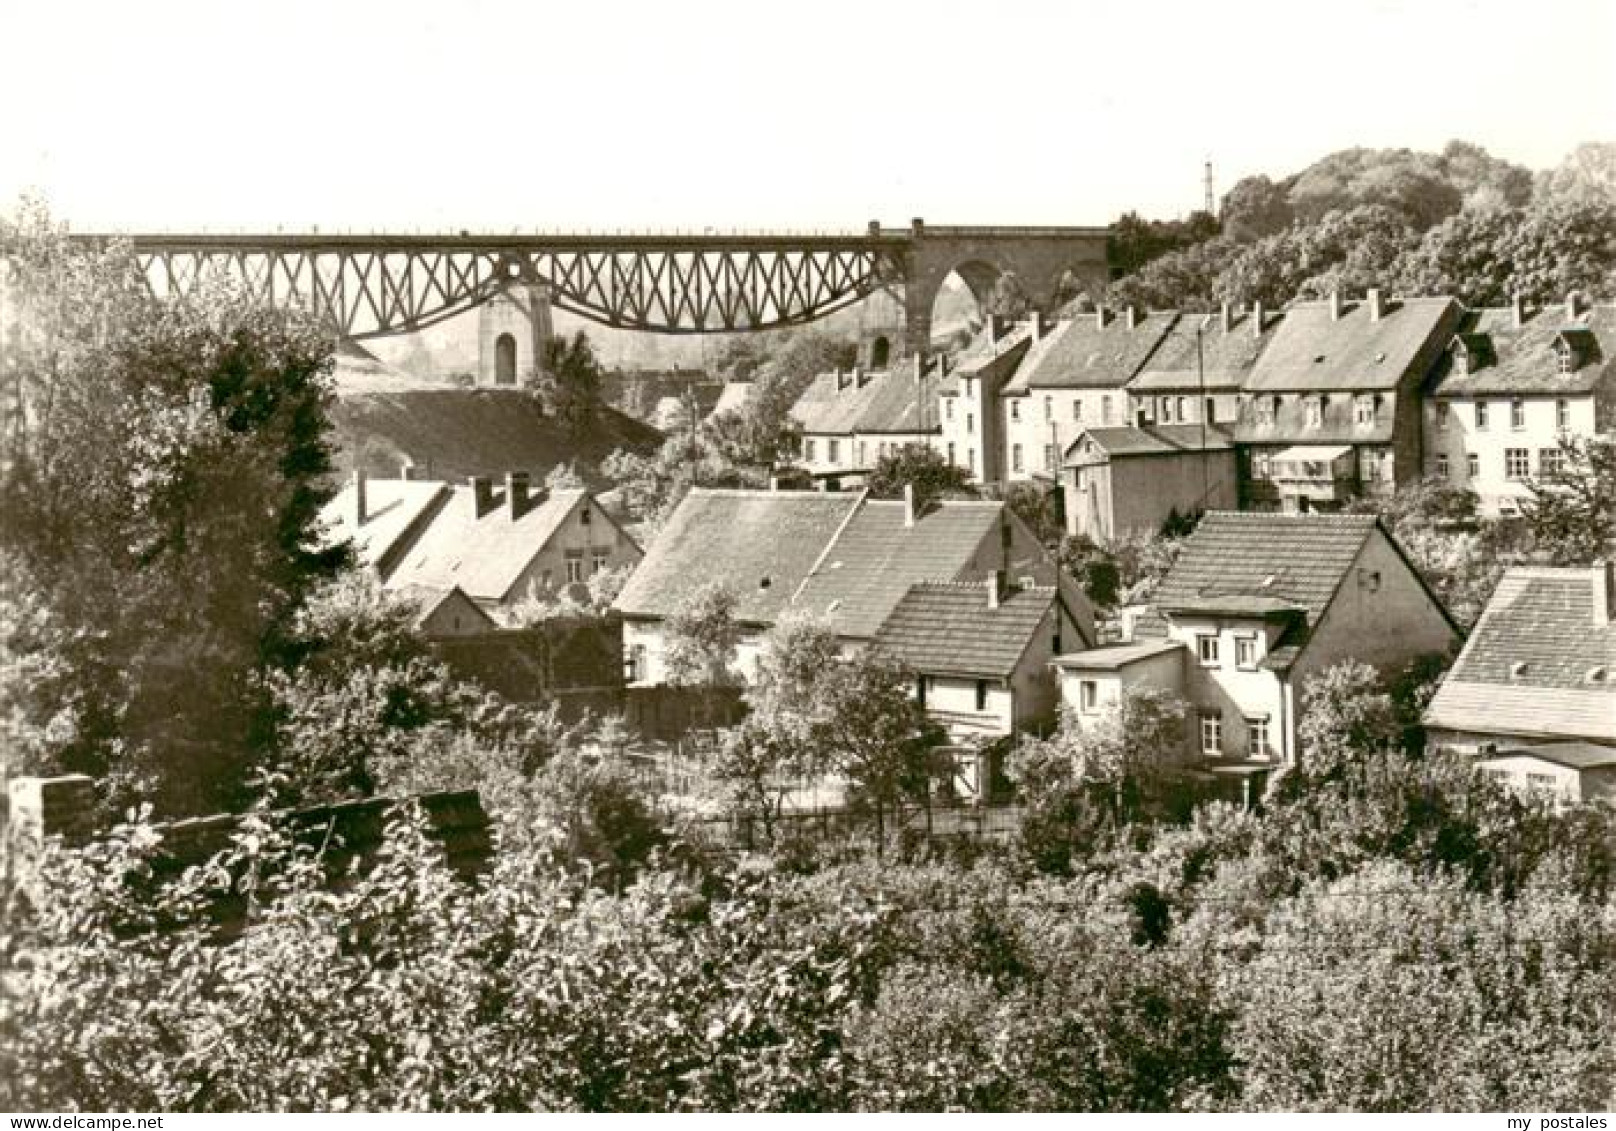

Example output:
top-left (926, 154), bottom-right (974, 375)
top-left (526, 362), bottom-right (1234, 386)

top-left (1104, 140), bottom-right (1616, 311)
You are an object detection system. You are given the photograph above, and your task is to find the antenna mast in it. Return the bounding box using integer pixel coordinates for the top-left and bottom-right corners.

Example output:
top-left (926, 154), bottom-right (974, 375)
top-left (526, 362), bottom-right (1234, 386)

top-left (1203, 159), bottom-right (1215, 216)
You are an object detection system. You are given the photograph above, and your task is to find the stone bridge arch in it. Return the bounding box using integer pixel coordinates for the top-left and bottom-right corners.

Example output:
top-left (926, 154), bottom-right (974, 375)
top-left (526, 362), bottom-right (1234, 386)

top-left (899, 222), bottom-right (1111, 355)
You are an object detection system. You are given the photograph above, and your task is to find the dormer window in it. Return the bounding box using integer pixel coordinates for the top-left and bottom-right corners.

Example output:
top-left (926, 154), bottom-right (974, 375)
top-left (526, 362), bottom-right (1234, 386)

top-left (1354, 394), bottom-right (1376, 426)
top-left (1254, 396), bottom-right (1277, 426)
top-left (1556, 342), bottom-right (1575, 375)
top-left (1509, 661), bottom-right (1529, 679)
top-left (1453, 344), bottom-right (1470, 375)
top-left (1305, 397), bottom-right (1323, 428)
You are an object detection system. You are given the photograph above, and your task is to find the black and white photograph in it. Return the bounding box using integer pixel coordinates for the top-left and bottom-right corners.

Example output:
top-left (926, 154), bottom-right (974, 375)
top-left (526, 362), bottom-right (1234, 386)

top-left (1, 0), bottom-right (1612, 1115)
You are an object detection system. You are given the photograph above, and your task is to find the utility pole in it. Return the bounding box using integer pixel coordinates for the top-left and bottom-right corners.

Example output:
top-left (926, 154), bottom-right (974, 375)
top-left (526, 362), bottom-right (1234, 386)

top-left (1203, 159), bottom-right (1215, 217)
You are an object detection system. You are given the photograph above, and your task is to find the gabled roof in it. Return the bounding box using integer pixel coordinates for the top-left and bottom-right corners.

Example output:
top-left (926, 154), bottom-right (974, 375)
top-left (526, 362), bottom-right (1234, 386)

top-left (613, 489), bottom-right (862, 624)
top-left (1127, 308), bottom-right (1279, 393)
top-left (1051, 638), bottom-right (1185, 670)
top-left (319, 479), bottom-right (451, 579)
top-left (793, 500), bottom-right (1043, 640)
top-left (1005, 311), bottom-right (1179, 393)
top-left (395, 584), bottom-right (501, 633)
top-left (1428, 304), bottom-right (1615, 397)
top-left (1245, 296), bottom-right (1460, 393)
top-left (794, 368), bottom-right (939, 436)
top-left (1064, 424), bottom-right (1234, 464)
top-left (875, 581), bottom-right (1059, 679)
top-left (1149, 511), bottom-right (1383, 630)
top-left (386, 486), bottom-right (603, 602)
top-left (708, 380), bottom-right (754, 418)
top-left (1424, 566), bottom-right (1616, 743)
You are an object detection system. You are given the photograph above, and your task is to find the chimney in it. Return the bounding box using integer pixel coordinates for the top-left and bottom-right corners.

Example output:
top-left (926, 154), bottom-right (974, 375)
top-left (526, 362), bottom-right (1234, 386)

top-left (1220, 302), bottom-right (1233, 334)
top-left (903, 482), bottom-right (917, 528)
top-left (1029, 309), bottom-right (1044, 342)
top-left (1252, 299), bottom-right (1264, 338)
top-left (1367, 287), bottom-right (1384, 323)
top-left (1511, 293), bottom-right (1525, 329)
top-left (1594, 561), bottom-right (1613, 627)
top-left (986, 569), bottom-right (1006, 609)
top-left (353, 468), bottom-right (368, 525)
top-left (399, 460), bottom-right (417, 482)
top-left (470, 475), bottom-right (499, 519)
top-left (1095, 306), bottom-right (1109, 330)
top-left (506, 471), bottom-right (530, 519)
top-left (1566, 291), bottom-right (1581, 322)
top-left (854, 364), bottom-right (869, 389)
top-left (1329, 291), bottom-right (1343, 322)
top-left (1125, 305), bottom-right (1140, 330)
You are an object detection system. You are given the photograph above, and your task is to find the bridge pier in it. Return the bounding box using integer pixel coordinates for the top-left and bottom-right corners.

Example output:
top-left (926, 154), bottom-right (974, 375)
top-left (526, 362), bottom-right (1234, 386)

top-left (477, 283), bottom-right (553, 389)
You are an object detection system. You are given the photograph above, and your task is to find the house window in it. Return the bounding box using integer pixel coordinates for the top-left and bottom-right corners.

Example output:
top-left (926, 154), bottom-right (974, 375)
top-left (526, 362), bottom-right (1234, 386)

top-left (1205, 396), bottom-right (1217, 423)
top-left (1044, 395), bottom-right (1053, 422)
top-left (1079, 679), bottom-right (1099, 713)
top-left (1467, 453), bottom-right (1480, 479)
top-left (1511, 400), bottom-right (1526, 430)
top-left (1436, 453), bottom-right (1450, 479)
top-left (916, 676), bottom-right (928, 707)
top-left (592, 550), bottom-right (609, 575)
top-left (1526, 771), bottom-right (1558, 791)
top-left (1012, 444), bottom-right (1024, 473)
top-left (626, 643), bottom-right (646, 682)
top-left (1199, 713), bottom-right (1223, 756)
top-left (1235, 635), bottom-right (1258, 669)
top-left (1176, 396), bottom-right (1188, 421)
top-left (1247, 716), bottom-right (1272, 758)
top-left (828, 439), bottom-right (840, 463)
top-left (1196, 634), bottom-right (1220, 666)
top-left (1556, 399), bottom-right (1569, 430)
top-left (966, 448), bottom-right (976, 472)
top-left (565, 550), bottom-right (585, 583)
top-left (1557, 346), bottom-right (1574, 375)
top-left (1505, 448), bottom-right (1530, 480)
top-left (964, 377), bottom-right (974, 398)
top-left (580, 503), bottom-right (591, 526)
top-left (966, 413), bottom-right (974, 432)
top-left (1305, 397), bottom-right (1323, 428)
top-left (1073, 400), bottom-right (1083, 421)
top-left (1044, 444), bottom-right (1057, 472)
top-left (1354, 395), bottom-right (1376, 425)
top-left (1101, 395), bottom-right (1113, 423)
top-left (1475, 401), bottom-right (1489, 430)
top-left (975, 679), bottom-right (989, 712)
top-left (1255, 397), bottom-right (1275, 425)
top-left (856, 441), bottom-right (866, 466)
top-left (1540, 447), bottom-right (1565, 477)
top-left (1435, 402), bottom-right (1449, 430)
top-left (1159, 396), bottom-right (1173, 423)
top-left (1254, 451), bottom-right (1272, 479)
top-left (1009, 400), bottom-right (1018, 421)
top-left (804, 438), bottom-right (817, 461)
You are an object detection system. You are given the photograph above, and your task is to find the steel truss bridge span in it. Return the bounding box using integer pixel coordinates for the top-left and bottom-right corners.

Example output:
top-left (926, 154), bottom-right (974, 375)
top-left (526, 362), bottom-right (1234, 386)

top-left (85, 232), bottom-right (912, 340)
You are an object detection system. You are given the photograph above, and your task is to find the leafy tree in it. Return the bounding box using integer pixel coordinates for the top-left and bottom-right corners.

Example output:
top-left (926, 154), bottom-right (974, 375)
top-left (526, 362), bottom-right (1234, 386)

top-left (811, 649), bottom-right (946, 852)
top-left (1057, 533), bottom-right (1122, 610)
top-left (865, 443), bottom-right (975, 511)
top-left (1535, 140), bottom-right (1616, 205)
top-left (663, 583), bottom-right (743, 730)
top-left (1219, 175), bottom-right (1294, 242)
top-left (0, 201), bottom-right (345, 815)
top-left (541, 330), bottom-right (605, 433)
top-left (1522, 434), bottom-right (1616, 565)
top-left (1295, 660), bottom-right (1404, 776)
top-left (998, 480), bottom-right (1063, 547)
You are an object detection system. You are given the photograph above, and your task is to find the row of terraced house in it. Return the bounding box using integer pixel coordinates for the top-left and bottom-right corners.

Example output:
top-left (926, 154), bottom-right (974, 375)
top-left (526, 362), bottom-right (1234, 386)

top-left (788, 290), bottom-right (1614, 536)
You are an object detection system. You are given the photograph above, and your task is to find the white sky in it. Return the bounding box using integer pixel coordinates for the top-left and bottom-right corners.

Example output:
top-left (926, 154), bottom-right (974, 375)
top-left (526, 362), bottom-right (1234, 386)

top-left (2, 0), bottom-right (1612, 234)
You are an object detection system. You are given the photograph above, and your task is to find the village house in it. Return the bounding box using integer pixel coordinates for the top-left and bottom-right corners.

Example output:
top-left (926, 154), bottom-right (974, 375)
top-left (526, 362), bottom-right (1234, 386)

top-left (792, 359), bottom-right (941, 487)
top-left (1001, 306), bottom-right (1178, 485)
top-left (1235, 291), bottom-right (1461, 511)
top-left (1126, 302), bottom-right (1276, 429)
top-left (1055, 512), bottom-right (1460, 792)
top-left (613, 486), bottom-right (1088, 686)
top-left (1062, 424), bottom-right (1237, 541)
top-left (1422, 295), bottom-right (1615, 517)
top-left (321, 468), bottom-right (643, 621)
top-left (1424, 563), bottom-right (1616, 803)
top-left (937, 321), bottom-right (1033, 483)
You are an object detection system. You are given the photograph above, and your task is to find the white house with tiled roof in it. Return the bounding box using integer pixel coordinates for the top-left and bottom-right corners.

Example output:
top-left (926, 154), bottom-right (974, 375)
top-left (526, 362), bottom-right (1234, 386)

top-left (793, 359), bottom-right (943, 485)
top-left (613, 486), bottom-right (1089, 687)
top-left (1423, 296), bottom-right (1616, 517)
top-left (1057, 512), bottom-right (1461, 786)
top-left (322, 469), bottom-right (642, 622)
top-left (1236, 291), bottom-right (1462, 511)
top-left (1424, 563), bottom-right (1616, 793)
